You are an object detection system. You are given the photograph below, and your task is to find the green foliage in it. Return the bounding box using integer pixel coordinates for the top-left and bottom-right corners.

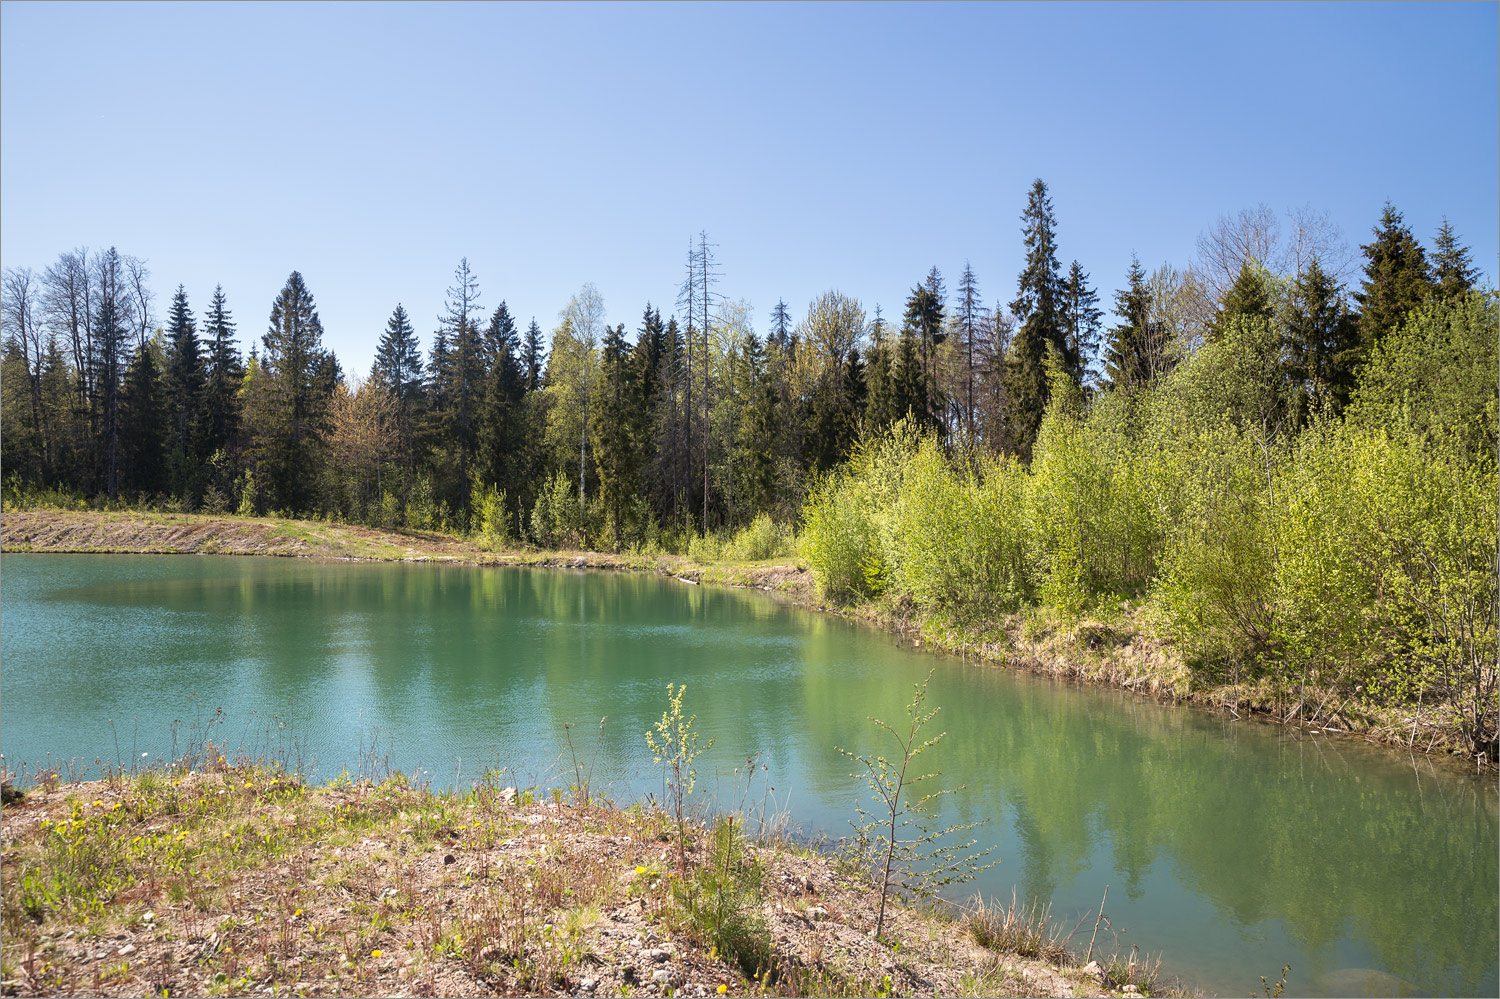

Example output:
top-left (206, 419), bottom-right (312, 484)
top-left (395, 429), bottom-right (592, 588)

top-left (670, 817), bottom-right (771, 978)
top-left (841, 670), bottom-right (994, 943)
top-left (469, 480), bottom-right (509, 551)
top-left (644, 683), bottom-right (714, 870)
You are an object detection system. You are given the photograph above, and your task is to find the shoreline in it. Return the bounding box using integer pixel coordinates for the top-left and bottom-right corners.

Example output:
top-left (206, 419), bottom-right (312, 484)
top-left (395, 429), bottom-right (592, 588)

top-left (0, 763), bottom-right (1162, 998)
top-left (1, 507), bottom-right (1482, 770)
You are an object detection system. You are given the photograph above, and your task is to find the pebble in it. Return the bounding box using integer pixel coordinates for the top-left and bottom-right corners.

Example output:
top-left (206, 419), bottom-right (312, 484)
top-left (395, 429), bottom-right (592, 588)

top-left (651, 967), bottom-right (678, 985)
top-left (806, 905), bottom-right (830, 921)
top-left (1122, 987), bottom-right (1141, 996)
top-left (578, 978), bottom-right (596, 992)
top-left (118, 943), bottom-right (136, 957)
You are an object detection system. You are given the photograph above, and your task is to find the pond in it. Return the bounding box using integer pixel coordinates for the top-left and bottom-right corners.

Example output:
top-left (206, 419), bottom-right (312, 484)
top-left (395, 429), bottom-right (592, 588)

top-left (2, 554), bottom-right (1495, 996)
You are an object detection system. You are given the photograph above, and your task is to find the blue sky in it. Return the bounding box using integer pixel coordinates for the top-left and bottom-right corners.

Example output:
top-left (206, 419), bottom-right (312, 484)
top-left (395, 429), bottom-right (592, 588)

top-left (2, 1), bottom-right (1495, 374)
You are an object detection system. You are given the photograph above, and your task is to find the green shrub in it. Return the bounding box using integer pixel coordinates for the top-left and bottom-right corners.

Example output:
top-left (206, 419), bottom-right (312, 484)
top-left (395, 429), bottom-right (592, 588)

top-left (671, 817), bottom-right (771, 978)
top-left (470, 481), bottom-right (510, 552)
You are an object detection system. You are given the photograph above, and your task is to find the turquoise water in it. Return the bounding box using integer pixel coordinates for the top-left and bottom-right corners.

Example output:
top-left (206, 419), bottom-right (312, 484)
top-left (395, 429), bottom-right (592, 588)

top-left (2, 554), bottom-right (1495, 996)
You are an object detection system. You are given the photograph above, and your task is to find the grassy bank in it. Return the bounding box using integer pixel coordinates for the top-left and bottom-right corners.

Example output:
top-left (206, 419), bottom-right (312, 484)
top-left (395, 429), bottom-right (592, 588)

top-left (0, 762), bottom-right (1164, 998)
top-left (2, 506), bottom-right (1484, 765)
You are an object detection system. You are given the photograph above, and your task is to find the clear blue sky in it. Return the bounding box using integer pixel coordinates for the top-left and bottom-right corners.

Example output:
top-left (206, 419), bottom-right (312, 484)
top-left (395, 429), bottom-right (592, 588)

top-left (2, 1), bottom-right (1495, 374)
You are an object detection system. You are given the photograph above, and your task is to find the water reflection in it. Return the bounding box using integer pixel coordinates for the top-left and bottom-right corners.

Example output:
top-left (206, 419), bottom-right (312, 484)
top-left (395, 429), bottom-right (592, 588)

top-left (2, 554), bottom-right (1494, 997)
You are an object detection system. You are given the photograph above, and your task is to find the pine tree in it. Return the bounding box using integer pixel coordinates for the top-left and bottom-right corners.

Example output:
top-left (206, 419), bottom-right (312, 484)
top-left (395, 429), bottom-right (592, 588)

top-left (1060, 261), bottom-right (1101, 386)
top-left (164, 285), bottom-right (206, 497)
top-left (1354, 202), bottom-right (1433, 347)
top-left (1006, 179), bottom-right (1066, 457)
top-left (484, 301), bottom-right (518, 370)
top-left (1103, 255), bottom-right (1150, 391)
top-left (1431, 218), bottom-right (1479, 302)
top-left (202, 285), bottom-right (242, 489)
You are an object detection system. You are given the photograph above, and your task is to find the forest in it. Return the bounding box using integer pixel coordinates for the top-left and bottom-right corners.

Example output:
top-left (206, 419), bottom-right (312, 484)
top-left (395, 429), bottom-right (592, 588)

top-left (3, 181), bottom-right (1495, 756)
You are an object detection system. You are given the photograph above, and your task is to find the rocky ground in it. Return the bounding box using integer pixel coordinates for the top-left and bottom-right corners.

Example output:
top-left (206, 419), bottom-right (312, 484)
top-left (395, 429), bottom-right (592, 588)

top-left (0, 766), bottom-right (1162, 998)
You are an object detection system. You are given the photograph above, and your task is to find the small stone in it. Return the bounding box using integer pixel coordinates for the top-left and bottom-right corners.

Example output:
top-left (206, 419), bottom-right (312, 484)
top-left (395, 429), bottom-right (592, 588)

top-left (118, 943), bottom-right (136, 957)
top-left (1122, 987), bottom-right (1141, 996)
top-left (806, 905), bottom-right (830, 921)
top-left (651, 967), bottom-right (677, 985)
top-left (1083, 960), bottom-right (1103, 980)
top-left (141, 912), bottom-right (155, 924)
top-left (578, 978), bottom-right (597, 992)
top-left (443, 854), bottom-right (456, 865)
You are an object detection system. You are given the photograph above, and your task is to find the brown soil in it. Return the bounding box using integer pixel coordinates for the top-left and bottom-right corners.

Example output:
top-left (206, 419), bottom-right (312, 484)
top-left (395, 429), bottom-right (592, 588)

top-left (0, 769), bottom-right (1134, 998)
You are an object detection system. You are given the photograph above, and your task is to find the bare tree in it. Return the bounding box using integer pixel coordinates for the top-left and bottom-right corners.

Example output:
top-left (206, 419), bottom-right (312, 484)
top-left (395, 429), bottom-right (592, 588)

top-left (2, 267), bottom-right (46, 436)
top-left (560, 283), bottom-right (606, 517)
top-left (123, 254), bottom-right (154, 350)
top-left (44, 248), bottom-right (94, 408)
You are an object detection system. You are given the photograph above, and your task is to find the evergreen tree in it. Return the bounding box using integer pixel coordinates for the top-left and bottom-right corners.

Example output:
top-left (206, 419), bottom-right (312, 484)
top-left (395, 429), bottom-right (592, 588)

top-left (595, 321), bottom-right (643, 543)
top-left (863, 333), bottom-right (898, 437)
top-left (261, 270), bottom-right (332, 511)
top-left (954, 263), bottom-right (985, 434)
top-left (901, 281), bottom-right (943, 429)
top-left (1103, 255), bottom-right (1151, 391)
top-left (1210, 259), bottom-right (1278, 339)
top-left (1354, 202), bottom-right (1433, 347)
top-left (94, 248), bottom-right (131, 498)
top-left (164, 285), bottom-right (206, 497)
top-left (202, 285), bottom-right (242, 488)
top-left (1284, 257), bottom-right (1360, 424)
top-left (1060, 261), bottom-right (1101, 386)
top-left (1431, 219), bottom-right (1479, 302)
top-left (1006, 179), bottom-right (1066, 457)
top-left (373, 303), bottom-right (424, 403)
top-left (429, 258), bottom-right (486, 515)
top-left (769, 298), bottom-right (793, 350)
top-left (118, 340), bottom-right (167, 497)
top-left (478, 301), bottom-right (529, 517)
top-left (522, 318), bottom-right (546, 391)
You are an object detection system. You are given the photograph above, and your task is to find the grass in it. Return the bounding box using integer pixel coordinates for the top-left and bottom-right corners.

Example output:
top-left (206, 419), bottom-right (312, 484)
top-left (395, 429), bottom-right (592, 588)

top-left (0, 757), bottom-right (1149, 998)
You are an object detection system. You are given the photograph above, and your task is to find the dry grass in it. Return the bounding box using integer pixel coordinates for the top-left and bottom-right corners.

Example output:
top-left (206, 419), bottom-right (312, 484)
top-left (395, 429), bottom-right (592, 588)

top-left (1, 764), bottom-right (1130, 999)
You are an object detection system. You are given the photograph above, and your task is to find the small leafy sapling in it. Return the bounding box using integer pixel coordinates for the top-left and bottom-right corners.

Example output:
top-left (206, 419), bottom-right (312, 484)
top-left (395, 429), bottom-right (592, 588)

top-left (840, 669), bottom-right (995, 943)
top-left (645, 683), bottom-right (714, 869)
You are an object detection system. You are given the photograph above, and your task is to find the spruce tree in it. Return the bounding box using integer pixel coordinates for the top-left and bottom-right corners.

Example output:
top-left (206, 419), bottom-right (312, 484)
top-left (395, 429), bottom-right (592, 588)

top-left (1210, 260), bottom-right (1278, 340)
top-left (202, 285), bottom-right (242, 487)
top-left (262, 270), bottom-right (331, 511)
top-left (1354, 202), bottom-right (1433, 347)
top-left (901, 280), bottom-right (943, 429)
top-left (1006, 179), bottom-right (1066, 457)
top-left (164, 285), bottom-right (206, 497)
top-left (484, 301), bottom-right (518, 370)
top-left (118, 341), bottom-right (167, 497)
top-left (94, 248), bottom-right (131, 498)
top-left (522, 318), bottom-right (546, 391)
top-left (478, 302), bottom-right (528, 516)
top-left (1060, 261), bottom-right (1101, 386)
top-left (1431, 218), bottom-right (1479, 302)
top-left (595, 321), bottom-right (643, 542)
top-left (954, 263), bottom-right (985, 434)
top-left (769, 298), bottom-right (793, 350)
top-left (1284, 257), bottom-right (1360, 424)
top-left (1103, 255), bottom-right (1150, 391)
top-left (373, 303), bottom-right (424, 404)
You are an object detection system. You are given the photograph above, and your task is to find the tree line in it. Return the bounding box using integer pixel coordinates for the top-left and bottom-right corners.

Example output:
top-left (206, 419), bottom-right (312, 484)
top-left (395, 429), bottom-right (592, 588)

top-left (1, 183), bottom-right (1485, 555)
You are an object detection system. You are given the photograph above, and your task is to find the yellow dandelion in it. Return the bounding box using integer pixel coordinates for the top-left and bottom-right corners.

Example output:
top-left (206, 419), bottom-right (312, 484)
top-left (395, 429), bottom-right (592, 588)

top-left (719, 986), bottom-right (728, 995)
top-left (371, 949), bottom-right (383, 958)
top-left (293, 908), bottom-right (303, 917)
top-left (635, 866), bottom-right (646, 875)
